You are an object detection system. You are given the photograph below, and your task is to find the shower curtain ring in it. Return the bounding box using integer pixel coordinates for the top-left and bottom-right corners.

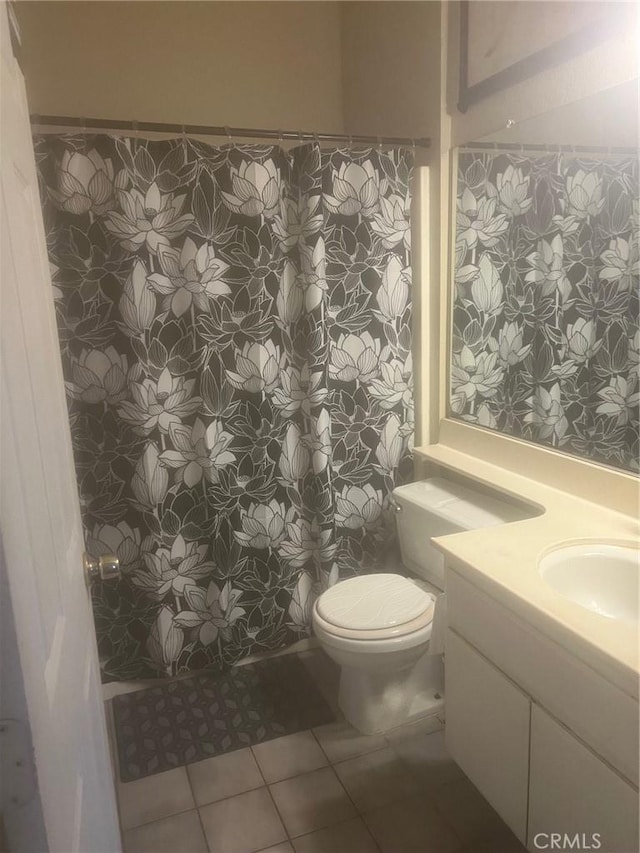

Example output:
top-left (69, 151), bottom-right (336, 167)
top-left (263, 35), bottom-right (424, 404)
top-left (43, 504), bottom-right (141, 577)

top-left (377, 136), bottom-right (383, 152)
top-left (224, 126), bottom-right (232, 144)
top-left (277, 129), bottom-right (284, 145)
top-left (313, 131), bottom-right (320, 147)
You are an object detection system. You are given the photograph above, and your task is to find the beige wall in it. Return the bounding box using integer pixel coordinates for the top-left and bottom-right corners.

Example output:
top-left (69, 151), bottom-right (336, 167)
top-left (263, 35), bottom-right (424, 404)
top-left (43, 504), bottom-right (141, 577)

top-left (340, 2), bottom-right (441, 447)
top-left (444, 1), bottom-right (639, 147)
top-left (481, 81), bottom-right (639, 149)
top-left (17, 0), bottom-right (443, 143)
top-left (341, 1), bottom-right (440, 146)
top-left (17, 1), bottom-right (345, 132)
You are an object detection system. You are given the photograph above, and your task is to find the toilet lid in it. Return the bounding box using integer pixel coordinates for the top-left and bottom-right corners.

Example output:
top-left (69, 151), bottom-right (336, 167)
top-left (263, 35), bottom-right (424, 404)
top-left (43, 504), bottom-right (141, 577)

top-left (316, 574), bottom-right (435, 633)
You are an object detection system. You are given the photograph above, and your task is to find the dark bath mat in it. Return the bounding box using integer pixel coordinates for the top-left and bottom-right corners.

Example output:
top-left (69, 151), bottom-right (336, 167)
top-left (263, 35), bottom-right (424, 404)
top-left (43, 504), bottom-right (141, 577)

top-left (112, 654), bottom-right (335, 782)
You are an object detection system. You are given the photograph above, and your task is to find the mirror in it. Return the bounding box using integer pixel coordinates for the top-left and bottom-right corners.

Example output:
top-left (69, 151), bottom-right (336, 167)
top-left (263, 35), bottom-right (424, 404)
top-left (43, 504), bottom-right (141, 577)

top-left (449, 81), bottom-right (639, 473)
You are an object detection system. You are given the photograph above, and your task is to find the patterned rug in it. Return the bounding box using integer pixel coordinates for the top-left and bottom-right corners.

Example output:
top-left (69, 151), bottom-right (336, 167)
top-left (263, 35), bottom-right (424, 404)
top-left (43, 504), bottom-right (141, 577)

top-left (112, 654), bottom-right (335, 782)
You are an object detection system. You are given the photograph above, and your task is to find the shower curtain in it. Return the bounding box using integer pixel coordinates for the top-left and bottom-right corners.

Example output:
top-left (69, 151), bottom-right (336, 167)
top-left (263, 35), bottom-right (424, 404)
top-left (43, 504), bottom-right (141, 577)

top-left (452, 148), bottom-right (639, 472)
top-left (35, 135), bottom-right (414, 679)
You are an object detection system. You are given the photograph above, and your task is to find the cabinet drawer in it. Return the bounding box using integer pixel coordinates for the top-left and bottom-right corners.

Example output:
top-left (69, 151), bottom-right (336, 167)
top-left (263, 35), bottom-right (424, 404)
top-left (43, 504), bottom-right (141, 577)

top-left (528, 704), bottom-right (639, 853)
top-left (445, 628), bottom-right (530, 842)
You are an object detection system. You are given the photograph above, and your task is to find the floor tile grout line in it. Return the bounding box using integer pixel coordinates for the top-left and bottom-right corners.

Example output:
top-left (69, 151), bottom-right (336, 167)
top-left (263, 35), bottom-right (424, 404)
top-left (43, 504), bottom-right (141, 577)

top-left (250, 739), bottom-right (292, 845)
top-left (307, 752), bottom-right (375, 831)
top-left (188, 778), bottom-right (267, 812)
top-left (147, 742), bottom-right (373, 818)
top-left (184, 759), bottom-right (212, 852)
top-left (120, 803), bottom-right (199, 835)
top-left (118, 723), bottom-right (447, 837)
top-left (288, 813), bottom-right (385, 851)
top-left (123, 803), bottom-right (214, 853)
top-left (310, 725), bottom-right (390, 766)
top-left (307, 724), bottom-right (416, 839)
top-left (325, 735), bottom-right (449, 823)
top-left (184, 736), bottom-right (383, 823)
top-left (329, 741), bottom-right (391, 771)
top-left (120, 718), bottom-right (388, 800)
top-left (308, 726), bottom-right (336, 764)
top-left (361, 793), bottom-right (477, 853)
top-left (249, 731), bottom-right (330, 785)
top-left (281, 765), bottom-right (351, 840)
top-left (195, 805), bottom-right (212, 853)
top-left (265, 760), bottom-right (364, 843)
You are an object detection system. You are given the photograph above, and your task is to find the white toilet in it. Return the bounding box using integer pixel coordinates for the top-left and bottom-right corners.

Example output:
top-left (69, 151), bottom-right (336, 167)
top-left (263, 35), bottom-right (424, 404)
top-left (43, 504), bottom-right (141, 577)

top-left (313, 477), bottom-right (524, 734)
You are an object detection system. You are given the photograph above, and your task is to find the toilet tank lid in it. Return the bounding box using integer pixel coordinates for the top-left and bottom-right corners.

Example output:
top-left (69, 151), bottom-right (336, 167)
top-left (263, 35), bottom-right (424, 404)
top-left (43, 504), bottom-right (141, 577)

top-left (393, 478), bottom-right (526, 529)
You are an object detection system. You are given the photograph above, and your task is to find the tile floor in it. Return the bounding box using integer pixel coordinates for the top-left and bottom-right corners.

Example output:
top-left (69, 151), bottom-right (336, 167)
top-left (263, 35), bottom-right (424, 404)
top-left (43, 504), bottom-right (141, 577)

top-left (110, 650), bottom-right (528, 853)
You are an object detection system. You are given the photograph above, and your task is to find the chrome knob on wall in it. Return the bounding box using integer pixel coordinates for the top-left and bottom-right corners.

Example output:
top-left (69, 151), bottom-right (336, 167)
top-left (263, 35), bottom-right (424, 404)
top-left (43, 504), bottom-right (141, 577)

top-left (83, 553), bottom-right (120, 584)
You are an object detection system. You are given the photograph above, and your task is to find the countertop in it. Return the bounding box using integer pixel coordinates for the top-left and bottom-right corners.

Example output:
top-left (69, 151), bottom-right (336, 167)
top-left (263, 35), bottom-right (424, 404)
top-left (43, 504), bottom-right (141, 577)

top-left (416, 444), bottom-right (640, 699)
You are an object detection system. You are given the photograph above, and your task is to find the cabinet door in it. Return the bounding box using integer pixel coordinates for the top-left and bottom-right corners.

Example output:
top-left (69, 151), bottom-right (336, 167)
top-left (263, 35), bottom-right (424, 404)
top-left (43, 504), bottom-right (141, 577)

top-left (445, 629), bottom-right (530, 842)
top-left (529, 705), bottom-right (639, 853)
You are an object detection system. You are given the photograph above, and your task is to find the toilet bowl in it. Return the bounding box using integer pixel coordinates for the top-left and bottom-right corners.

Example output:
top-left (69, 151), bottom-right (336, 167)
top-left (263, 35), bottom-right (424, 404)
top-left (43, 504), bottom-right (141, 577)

top-left (312, 572), bottom-right (444, 733)
top-left (312, 478), bottom-right (525, 734)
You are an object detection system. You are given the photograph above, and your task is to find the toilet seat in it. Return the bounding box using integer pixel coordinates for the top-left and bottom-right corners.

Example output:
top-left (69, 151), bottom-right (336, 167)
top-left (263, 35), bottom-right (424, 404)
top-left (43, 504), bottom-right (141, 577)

top-left (314, 573), bottom-right (435, 640)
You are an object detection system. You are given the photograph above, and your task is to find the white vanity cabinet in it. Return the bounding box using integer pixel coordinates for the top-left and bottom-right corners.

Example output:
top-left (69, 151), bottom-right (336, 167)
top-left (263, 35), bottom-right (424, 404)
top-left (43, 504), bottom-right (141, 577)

top-left (528, 705), bottom-right (639, 852)
top-left (445, 629), bottom-right (530, 841)
top-left (444, 568), bottom-right (639, 853)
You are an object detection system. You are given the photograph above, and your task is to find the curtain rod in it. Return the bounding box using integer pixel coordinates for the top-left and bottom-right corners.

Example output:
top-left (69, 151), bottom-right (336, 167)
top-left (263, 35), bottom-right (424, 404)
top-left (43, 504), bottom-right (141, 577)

top-left (31, 115), bottom-right (431, 149)
top-left (460, 141), bottom-right (639, 155)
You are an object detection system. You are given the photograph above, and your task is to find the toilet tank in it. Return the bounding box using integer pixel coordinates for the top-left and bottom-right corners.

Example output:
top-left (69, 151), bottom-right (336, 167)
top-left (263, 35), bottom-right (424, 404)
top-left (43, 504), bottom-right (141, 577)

top-left (393, 478), bottom-right (527, 589)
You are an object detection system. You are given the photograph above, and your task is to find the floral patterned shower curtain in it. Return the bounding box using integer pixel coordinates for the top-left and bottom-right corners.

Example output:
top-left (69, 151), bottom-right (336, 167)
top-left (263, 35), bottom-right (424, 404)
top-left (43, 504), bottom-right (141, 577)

top-left (452, 149), bottom-right (639, 471)
top-left (35, 135), bottom-right (414, 680)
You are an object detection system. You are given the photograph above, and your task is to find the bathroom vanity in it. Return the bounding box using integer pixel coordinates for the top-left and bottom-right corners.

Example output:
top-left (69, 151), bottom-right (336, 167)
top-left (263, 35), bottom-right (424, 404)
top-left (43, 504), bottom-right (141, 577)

top-left (445, 570), bottom-right (637, 852)
top-left (417, 445), bottom-right (639, 853)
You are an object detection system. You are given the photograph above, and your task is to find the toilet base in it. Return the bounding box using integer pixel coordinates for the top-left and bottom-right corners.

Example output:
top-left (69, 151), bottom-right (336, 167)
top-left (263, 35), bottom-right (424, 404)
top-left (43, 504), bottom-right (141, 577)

top-left (337, 651), bottom-right (444, 734)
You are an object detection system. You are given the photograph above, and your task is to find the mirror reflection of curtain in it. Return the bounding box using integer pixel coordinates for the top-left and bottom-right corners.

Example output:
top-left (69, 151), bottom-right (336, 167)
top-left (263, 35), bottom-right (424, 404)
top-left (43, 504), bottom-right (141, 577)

top-left (452, 148), bottom-right (639, 472)
top-left (35, 136), bottom-right (414, 679)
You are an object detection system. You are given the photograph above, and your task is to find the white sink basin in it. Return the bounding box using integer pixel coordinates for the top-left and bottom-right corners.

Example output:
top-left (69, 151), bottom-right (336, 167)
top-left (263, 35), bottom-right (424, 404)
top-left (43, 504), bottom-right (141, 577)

top-left (539, 544), bottom-right (639, 624)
